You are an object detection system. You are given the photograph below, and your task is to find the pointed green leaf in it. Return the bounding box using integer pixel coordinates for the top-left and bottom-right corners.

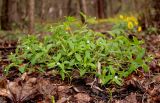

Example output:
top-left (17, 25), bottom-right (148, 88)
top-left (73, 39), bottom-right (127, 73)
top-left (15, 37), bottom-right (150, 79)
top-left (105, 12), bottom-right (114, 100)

top-left (75, 53), bottom-right (82, 62)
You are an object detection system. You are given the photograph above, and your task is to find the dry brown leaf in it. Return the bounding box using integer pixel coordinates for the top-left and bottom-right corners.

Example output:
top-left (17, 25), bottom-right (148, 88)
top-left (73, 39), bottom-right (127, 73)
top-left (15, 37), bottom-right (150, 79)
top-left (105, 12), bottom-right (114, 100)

top-left (0, 97), bottom-right (7, 103)
top-left (57, 85), bottom-right (72, 92)
top-left (154, 75), bottom-right (160, 83)
top-left (38, 79), bottom-right (57, 98)
top-left (115, 93), bottom-right (137, 103)
top-left (74, 93), bottom-right (91, 102)
top-left (56, 97), bottom-right (68, 103)
top-left (0, 89), bottom-right (11, 97)
top-left (20, 72), bottom-right (28, 81)
top-left (0, 76), bottom-right (38, 102)
top-left (155, 52), bottom-right (160, 59)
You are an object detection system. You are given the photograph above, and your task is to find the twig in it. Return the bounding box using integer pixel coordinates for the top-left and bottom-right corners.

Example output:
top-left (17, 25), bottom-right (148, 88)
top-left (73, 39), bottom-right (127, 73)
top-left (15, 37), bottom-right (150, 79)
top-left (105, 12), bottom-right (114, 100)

top-left (97, 61), bottom-right (102, 84)
top-left (0, 46), bottom-right (16, 50)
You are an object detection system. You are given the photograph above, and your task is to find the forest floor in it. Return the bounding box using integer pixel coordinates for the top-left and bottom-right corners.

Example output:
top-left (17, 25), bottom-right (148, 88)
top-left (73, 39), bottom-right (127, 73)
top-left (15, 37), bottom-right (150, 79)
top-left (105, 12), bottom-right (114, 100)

top-left (0, 29), bottom-right (160, 103)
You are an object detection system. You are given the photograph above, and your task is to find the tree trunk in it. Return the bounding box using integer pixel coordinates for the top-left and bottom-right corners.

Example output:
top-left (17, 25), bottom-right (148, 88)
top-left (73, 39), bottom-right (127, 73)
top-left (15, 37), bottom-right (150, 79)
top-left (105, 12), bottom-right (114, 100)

top-left (67, 0), bottom-right (72, 16)
top-left (141, 0), bottom-right (160, 30)
top-left (1, 0), bottom-right (10, 30)
top-left (152, 0), bottom-right (160, 29)
top-left (1, 0), bottom-right (18, 30)
top-left (9, 0), bottom-right (18, 25)
top-left (109, 0), bottom-right (113, 17)
top-left (40, 0), bottom-right (45, 23)
top-left (96, 0), bottom-right (105, 19)
top-left (28, 0), bottom-right (35, 34)
top-left (17, 0), bottom-right (27, 29)
top-left (79, 0), bottom-right (87, 23)
top-left (58, 2), bottom-right (63, 18)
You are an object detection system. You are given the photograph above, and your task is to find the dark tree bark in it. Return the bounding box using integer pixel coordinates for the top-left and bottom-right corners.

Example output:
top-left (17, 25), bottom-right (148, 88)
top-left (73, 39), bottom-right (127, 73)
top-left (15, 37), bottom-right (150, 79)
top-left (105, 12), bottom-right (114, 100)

top-left (17, 0), bottom-right (27, 29)
top-left (109, 0), bottom-right (113, 17)
top-left (28, 0), bottom-right (35, 34)
top-left (79, 0), bottom-right (87, 23)
top-left (67, 0), bottom-right (72, 15)
top-left (152, 0), bottom-right (160, 29)
top-left (114, 0), bottom-right (122, 15)
top-left (58, 2), bottom-right (63, 18)
top-left (9, 0), bottom-right (18, 25)
top-left (141, 0), bottom-right (160, 30)
top-left (96, 0), bottom-right (105, 19)
top-left (1, 0), bottom-right (9, 30)
top-left (1, 0), bottom-right (18, 30)
top-left (40, 0), bottom-right (46, 23)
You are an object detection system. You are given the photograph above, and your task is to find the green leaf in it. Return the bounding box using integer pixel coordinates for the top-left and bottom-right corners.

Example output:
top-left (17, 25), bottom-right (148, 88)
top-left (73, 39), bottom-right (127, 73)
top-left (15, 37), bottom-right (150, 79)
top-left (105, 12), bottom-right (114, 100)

top-left (133, 37), bottom-right (141, 45)
top-left (113, 78), bottom-right (123, 86)
top-left (136, 48), bottom-right (145, 59)
top-left (54, 53), bottom-right (62, 62)
top-left (68, 41), bottom-right (74, 50)
top-left (31, 53), bottom-right (43, 65)
top-left (88, 63), bottom-right (96, 69)
top-left (60, 70), bottom-right (65, 80)
top-left (79, 69), bottom-right (86, 76)
top-left (59, 63), bottom-right (64, 70)
top-left (46, 44), bottom-right (53, 51)
top-left (107, 31), bottom-right (115, 37)
top-left (85, 51), bottom-right (90, 59)
top-left (69, 59), bottom-right (75, 66)
top-left (128, 62), bottom-right (139, 74)
top-left (142, 63), bottom-right (149, 72)
top-left (67, 51), bottom-right (74, 56)
top-left (4, 63), bottom-right (18, 75)
top-left (61, 44), bottom-right (67, 52)
top-left (19, 65), bottom-right (26, 73)
top-left (38, 67), bottom-right (45, 73)
top-left (102, 75), bottom-right (112, 85)
top-left (75, 53), bottom-right (82, 62)
top-left (123, 71), bottom-right (130, 77)
top-left (109, 66), bottom-right (115, 75)
top-left (47, 62), bottom-right (56, 69)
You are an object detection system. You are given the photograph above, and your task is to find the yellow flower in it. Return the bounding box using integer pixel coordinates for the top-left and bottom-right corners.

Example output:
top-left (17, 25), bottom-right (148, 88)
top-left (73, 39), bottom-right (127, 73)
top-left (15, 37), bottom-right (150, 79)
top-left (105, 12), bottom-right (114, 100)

top-left (138, 26), bottom-right (142, 32)
top-left (119, 15), bottom-right (124, 19)
top-left (130, 16), bottom-right (137, 21)
top-left (134, 21), bottom-right (138, 26)
top-left (126, 17), bottom-right (130, 21)
top-left (128, 21), bottom-right (134, 29)
top-left (65, 27), bottom-right (71, 31)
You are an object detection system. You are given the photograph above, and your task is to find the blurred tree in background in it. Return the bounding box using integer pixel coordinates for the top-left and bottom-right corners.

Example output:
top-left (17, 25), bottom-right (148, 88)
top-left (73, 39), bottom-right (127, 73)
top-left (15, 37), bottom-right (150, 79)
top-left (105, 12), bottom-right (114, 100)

top-left (0, 0), bottom-right (159, 32)
top-left (96, 0), bottom-right (106, 18)
top-left (79, 0), bottom-right (87, 23)
top-left (1, 0), bottom-right (18, 30)
top-left (140, 0), bottom-right (160, 30)
top-left (152, 0), bottom-right (160, 29)
top-left (28, 0), bottom-right (35, 33)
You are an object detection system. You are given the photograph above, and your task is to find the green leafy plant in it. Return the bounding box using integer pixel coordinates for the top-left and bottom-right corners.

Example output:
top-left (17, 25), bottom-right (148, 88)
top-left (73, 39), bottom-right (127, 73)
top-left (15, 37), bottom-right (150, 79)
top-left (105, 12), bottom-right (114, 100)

top-left (107, 15), bottom-right (142, 37)
top-left (5, 16), bottom-right (151, 86)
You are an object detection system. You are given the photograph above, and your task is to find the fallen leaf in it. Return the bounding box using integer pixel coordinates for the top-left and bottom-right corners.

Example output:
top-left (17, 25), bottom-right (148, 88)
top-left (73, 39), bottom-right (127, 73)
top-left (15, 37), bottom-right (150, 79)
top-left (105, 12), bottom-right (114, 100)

top-left (115, 93), bottom-right (137, 103)
top-left (74, 93), bottom-right (91, 102)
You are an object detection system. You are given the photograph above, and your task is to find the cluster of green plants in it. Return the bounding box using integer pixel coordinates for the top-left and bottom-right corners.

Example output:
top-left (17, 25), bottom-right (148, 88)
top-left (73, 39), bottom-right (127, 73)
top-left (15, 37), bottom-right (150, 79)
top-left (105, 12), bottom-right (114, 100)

top-left (5, 16), bottom-right (151, 86)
